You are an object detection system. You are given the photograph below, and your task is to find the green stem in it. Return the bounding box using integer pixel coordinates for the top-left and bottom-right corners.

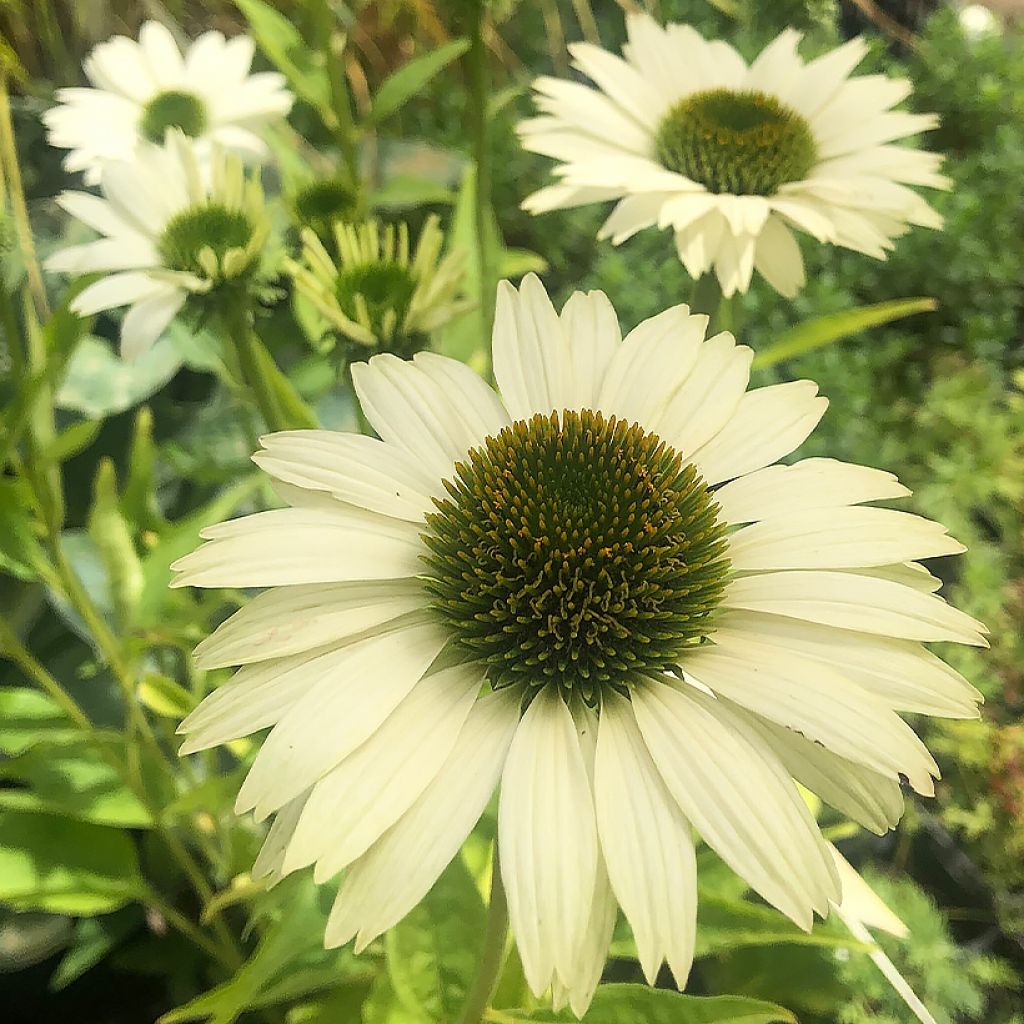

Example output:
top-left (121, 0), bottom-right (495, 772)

top-left (313, 0), bottom-right (360, 192)
top-left (0, 77), bottom-right (49, 321)
top-left (220, 300), bottom-right (287, 434)
top-left (145, 889), bottom-right (237, 970)
top-left (466, 12), bottom-right (495, 349)
top-left (456, 845), bottom-right (510, 1024)
top-left (688, 273), bottom-right (723, 324)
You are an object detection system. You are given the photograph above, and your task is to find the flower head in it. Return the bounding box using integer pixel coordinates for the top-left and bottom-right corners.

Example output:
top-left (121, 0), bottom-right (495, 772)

top-left (289, 216), bottom-right (470, 359)
top-left (519, 14), bottom-right (950, 297)
top-left (172, 276), bottom-right (984, 1016)
top-left (46, 133), bottom-right (271, 358)
top-left (43, 21), bottom-right (293, 185)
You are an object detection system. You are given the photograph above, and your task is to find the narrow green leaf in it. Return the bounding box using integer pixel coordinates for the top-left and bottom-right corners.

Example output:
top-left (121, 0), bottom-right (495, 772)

top-left (501, 985), bottom-right (796, 1023)
top-left (234, 0), bottom-right (331, 114)
top-left (0, 688), bottom-right (79, 755)
top-left (753, 298), bottom-right (937, 369)
top-left (88, 457), bottom-right (143, 627)
top-left (138, 673), bottom-right (196, 719)
top-left (41, 417), bottom-right (103, 463)
top-left (122, 406), bottom-right (164, 531)
top-left (367, 40), bottom-right (471, 126)
top-left (0, 809), bottom-right (144, 915)
top-left (385, 857), bottom-right (485, 1020)
top-left (0, 477), bottom-right (47, 581)
top-left (50, 908), bottom-right (142, 990)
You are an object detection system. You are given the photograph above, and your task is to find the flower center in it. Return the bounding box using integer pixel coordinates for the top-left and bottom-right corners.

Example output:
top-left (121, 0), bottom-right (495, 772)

top-left (654, 88), bottom-right (817, 195)
top-left (140, 90), bottom-right (208, 144)
top-left (422, 410), bottom-right (731, 705)
top-left (158, 204), bottom-right (255, 276)
top-left (336, 263), bottom-right (419, 344)
top-left (294, 178), bottom-right (358, 237)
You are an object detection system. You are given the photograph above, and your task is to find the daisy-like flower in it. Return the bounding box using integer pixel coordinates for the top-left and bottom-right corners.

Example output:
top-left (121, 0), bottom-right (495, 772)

top-left (43, 21), bottom-right (292, 186)
top-left (519, 13), bottom-right (949, 297)
top-left (45, 133), bottom-right (270, 359)
top-left (289, 216), bottom-right (470, 359)
top-left (172, 275), bottom-right (984, 1017)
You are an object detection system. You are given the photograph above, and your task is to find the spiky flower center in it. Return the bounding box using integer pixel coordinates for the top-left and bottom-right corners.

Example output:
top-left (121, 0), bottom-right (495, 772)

top-left (654, 88), bottom-right (817, 195)
top-left (140, 90), bottom-right (208, 144)
top-left (294, 178), bottom-right (358, 236)
top-left (158, 204), bottom-right (254, 276)
top-left (336, 263), bottom-right (418, 336)
top-left (422, 410), bottom-right (731, 705)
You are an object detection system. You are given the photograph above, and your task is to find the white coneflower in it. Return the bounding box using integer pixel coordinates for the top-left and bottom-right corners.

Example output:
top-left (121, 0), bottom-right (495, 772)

top-left (173, 275), bottom-right (984, 1017)
top-left (288, 216), bottom-right (470, 359)
top-left (43, 20), bottom-right (292, 185)
top-left (45, 133), bottom-right (270, 359)
top-left (519, 13), bottom-right (949, 297)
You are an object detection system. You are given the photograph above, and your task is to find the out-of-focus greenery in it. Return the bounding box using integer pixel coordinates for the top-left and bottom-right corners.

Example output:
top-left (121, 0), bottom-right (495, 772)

top-left (2, 1), bottom-right (1024, 1022)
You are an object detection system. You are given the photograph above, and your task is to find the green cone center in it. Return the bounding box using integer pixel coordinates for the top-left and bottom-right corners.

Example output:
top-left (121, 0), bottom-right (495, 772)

top-left (294, 178), bottom-right (358, 236)
top-left (654, 88), bottom-right (817, 195)
top-left (140, 90), bottom-right (208, 144)
top-left (158, 204), bottom-right (254, 275)
top-left (335, 263), bottom-right (418, 335)
top-left (422, 410), bottom-right (731, 705)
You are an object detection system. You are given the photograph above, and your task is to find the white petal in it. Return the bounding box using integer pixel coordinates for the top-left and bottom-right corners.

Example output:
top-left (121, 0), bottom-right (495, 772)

top-left (726, 507), bottom-right (965, 571)
top-left (691, 381), bottom-right (828, 485)
top-left (558, 290), bottom-right (621, 409)
top-left (120, 289), bottom-right (186, 360)
top-left (499, 687), bottom-right (598, 997)
top-left (284, 662), bottom-right (483, 878)
top-left (192, 579), bottom-right (426, 669)
top-left (632, 679), bottom-right (838, 928)
top-left (736, 710), bottom-right (904, 835)
top-left (47, 237), bottom-right (158, 275)
top-left (568, 42), bottom-right (668, 129)
top-left (253, 430), bottom-right (438, 521)
top-left (595, 305), bottom-right (707, 430)
top-left (712, 610), bottom-right (982, 718)
top-left (138, 21), bottom-right (185, 86)
top-left (56, 191), bottom-right (147, 240)
top-left (753, 216), bottom-right (805, 297)
top-left (234, 620), bottom-right (447, 819)
top-left (714, 458), bottom-right (909, 525)
top-left (723, 570), bottom-right (988, 646)
top-left (351, 354), bottom-right (480, 480)
top-left (681, 638), bottom-right (938, 795)
top-left (595, 691), bottom-right (696, 986)
top-left (69, 272), bottom-right (168, 315)
top-left (412, 352), bottom-right (511, 441)
top-left (325, 688), bottom-right (521, 950)
top-left (492, 275), bottom-right (571, 420)
top-left (169, 506), bottom-right (424, 588)
top-left (653, 332), bottom-right (752, 459)
top-left (251, 792), bottom-right (308, 884)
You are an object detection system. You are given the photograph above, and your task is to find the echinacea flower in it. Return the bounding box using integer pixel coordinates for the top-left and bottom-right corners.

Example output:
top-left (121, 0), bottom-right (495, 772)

top-left (519, 14), bottom-right (949, 297)
top-left (172, 275), bottom-right (984, 1016)
top-left (43, 20), bottom-right (292, 185)
top-left (288, 216), bottom-right (470, 359)
top-left (46, 133), bottom-right (270, 359)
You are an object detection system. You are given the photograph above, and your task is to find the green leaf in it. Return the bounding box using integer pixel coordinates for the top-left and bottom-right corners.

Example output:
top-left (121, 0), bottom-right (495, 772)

top-left (50, 908), bottom-right (142, 990)
top-left (0, 688), bottom-right (79, 755)
top-left (121, 407), bottom-right (164, 531)
top-left (366, 40), bottom-right (471, 126)
top-left (752, 298), bottom-right (937, 369)
top-left (0, 739), bottom-right (153, 828)
top-left (0, 477), bottom-right (47, 581)
top-left (234, 0), bottom-right (330, 114)
top-left (384, 856), bottom-right (485, 1020)
top-left (502, 985), bottom-right (796, 1023)
top-left (0, 809), bottom-right (144, 915)
top-left (41, 417), bottom-right (103, 463)
top-left (56, 335), bottom-right (182, 418)
top-left (370, 175), bottom-right (456, 210)
top-left (88, 457), bottom-right (143, 627)
top-left (138, 673), bottom-right (195, 719)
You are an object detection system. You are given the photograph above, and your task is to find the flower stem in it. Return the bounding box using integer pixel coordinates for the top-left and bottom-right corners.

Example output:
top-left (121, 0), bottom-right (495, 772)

top-left (313, 0), bottom-right (360, 193)
top-left (688, 273), bottom-right (722, 324)
top-left (456, 845), bottom-right (510, 1024)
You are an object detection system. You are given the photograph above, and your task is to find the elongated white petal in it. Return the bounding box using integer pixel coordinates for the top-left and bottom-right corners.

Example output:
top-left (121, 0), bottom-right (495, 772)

top-left (723, 570), bottom-right (988, 646)
top-left (727, 507), bottom-right (964, 571)
top-left (253, 431), bottom-right (438, 521)
top-left (412, 352), bottom-right (511, 441)
top-left (737, 710), bottom-right (904, 835)
top-left (234, 621), bottom-right (447, 819)
top-left (559, 290), bottom-right (621, 409)
top-left (714, 458), bottom-right (909, 525)
top-left (682, 638), bottom-right (938, 794)
top-left (595, 691), bottom-right (696, 986)
top-left (192, 580), bottom-right (426, 669)
top-left (692, 381), bottom-right (828, 485)
top-left (632, 679), bottom-right (838, 928)
top-left (492, 275), bottom-right (571, 420)
top-left (325, 688), bottom-right (521, 950)
top-left (712, 611), bottom-right (982, 717)
top-left (169, 506), bottom-right (424, 588)
top-left (499, 687), bottom-right (598, 996)
top-left (251, 792), bottom-right (308, 884)
top-left (120, 289), bottom-right (186, 360)
top-left (285, 662), bottom-right (482, 879)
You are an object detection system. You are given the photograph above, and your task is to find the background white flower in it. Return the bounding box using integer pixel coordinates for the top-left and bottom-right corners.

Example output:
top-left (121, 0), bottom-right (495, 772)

top-left (43, 20), bottom-right (292, 185)
top-left (519, 14), bottom-right (949, 297)
top-left (172, 276), bottom-right (984, 1017)
top-left (45, 133), bottom-right (268, 359)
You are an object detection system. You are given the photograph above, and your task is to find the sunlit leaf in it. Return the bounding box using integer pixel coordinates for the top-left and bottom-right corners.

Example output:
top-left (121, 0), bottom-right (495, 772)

top-left (366, 40), bottom-right (471, 126)
top-left (0, 689), bottom-right (79, 756)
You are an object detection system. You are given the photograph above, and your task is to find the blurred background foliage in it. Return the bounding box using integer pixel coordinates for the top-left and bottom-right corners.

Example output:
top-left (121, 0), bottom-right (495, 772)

top-left (1, 0), bottom-right (1023, 1022)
